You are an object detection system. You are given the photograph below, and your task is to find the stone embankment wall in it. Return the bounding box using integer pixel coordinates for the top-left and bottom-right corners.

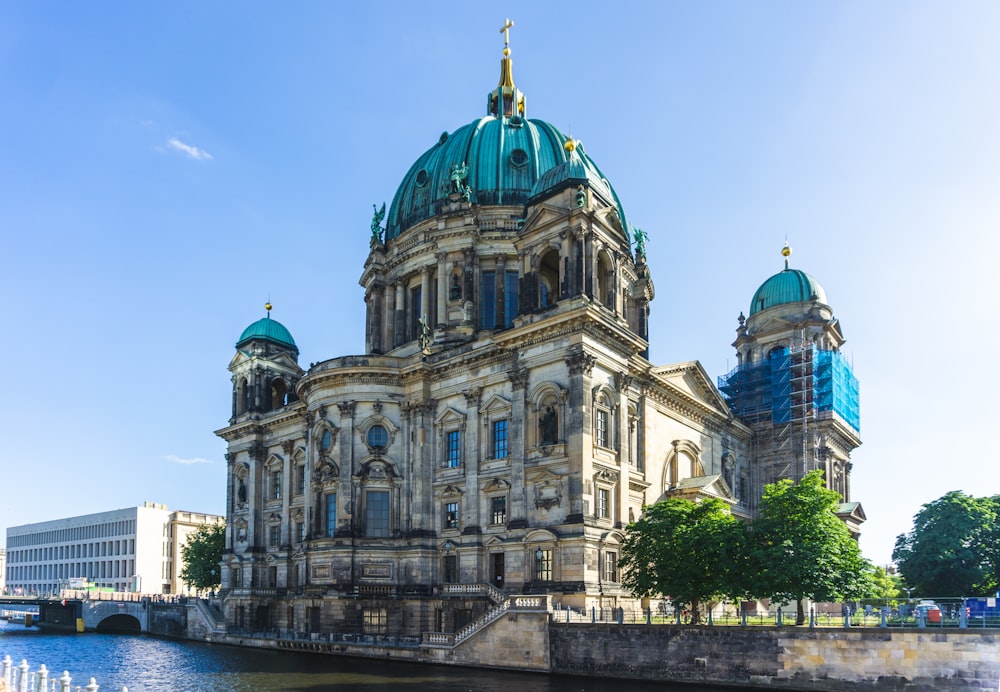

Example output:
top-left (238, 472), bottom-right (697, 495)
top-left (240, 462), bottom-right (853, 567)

top-left (550, 624), bottom-right (1000, 690)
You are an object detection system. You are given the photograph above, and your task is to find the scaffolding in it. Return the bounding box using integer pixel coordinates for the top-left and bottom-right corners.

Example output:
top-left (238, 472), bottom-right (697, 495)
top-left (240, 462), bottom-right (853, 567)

top-left (718, 344), bottom-right (860, 507)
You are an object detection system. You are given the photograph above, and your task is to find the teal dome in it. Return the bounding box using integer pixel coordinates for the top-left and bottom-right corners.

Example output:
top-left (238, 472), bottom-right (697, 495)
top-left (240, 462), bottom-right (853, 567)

top-left (237, 316), bottom-right (297, 351)
top-left (749, 269), bottom-right (828, 316)
top-left (385, 51), bottom-right (630, 241)
top-left (386, 118), bottom-right (629, 241)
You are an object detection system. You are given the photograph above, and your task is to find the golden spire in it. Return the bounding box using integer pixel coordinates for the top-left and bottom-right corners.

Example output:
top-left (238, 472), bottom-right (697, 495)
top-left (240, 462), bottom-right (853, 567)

top-left (498, 18), bottom-right (515, 88)
top-left (488, 19), bottom-right (525, 117)
top-left (782, 242), bottom-right (792, 270)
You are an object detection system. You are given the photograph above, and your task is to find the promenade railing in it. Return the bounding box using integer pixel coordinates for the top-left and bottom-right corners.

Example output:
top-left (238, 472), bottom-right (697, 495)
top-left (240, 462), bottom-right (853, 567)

top-left (1, 655), bottom-right (126, 692)
top-left (552, 597), bottom-right (1000, 629)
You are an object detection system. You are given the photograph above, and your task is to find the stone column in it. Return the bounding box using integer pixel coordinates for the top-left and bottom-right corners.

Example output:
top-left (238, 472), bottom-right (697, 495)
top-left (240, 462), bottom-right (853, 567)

top-left (394, 281), bottom-right (406, 347)
top-left (462, 387), bottom-right (482, 538)
top-left (421, 268), bottom-right (432, 326)
top-left (436, 252), bottom-right (448, 329)
top-left (385, 284), bottom-right (396, 350)
top-left (508, 361), bottom-right (529, 527)
top-left (565, 348), bottom-right (596, 520)
top-left (336, 402), bottom-right (356, 538)
top-left (614, 372), bottom-right (633, 527)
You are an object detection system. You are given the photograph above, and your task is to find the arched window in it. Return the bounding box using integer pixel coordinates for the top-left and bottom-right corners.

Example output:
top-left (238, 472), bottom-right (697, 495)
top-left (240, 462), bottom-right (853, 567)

top-left (539, 250), bottom-right (560, 308)
top-left (596, 250), bottom-right (614, 310)
top-left (271, 379), bottom-right (288, 410)
top-left (367, 425), bottom-right (388, 450)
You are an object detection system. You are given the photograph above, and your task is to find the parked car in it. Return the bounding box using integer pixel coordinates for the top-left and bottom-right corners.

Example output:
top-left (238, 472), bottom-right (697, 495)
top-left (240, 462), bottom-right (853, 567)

top-left (915, 601), bottom-right (942, 623)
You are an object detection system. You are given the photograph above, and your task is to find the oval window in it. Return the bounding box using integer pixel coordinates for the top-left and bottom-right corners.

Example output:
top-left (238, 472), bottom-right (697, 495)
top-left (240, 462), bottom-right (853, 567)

top-left (367, 425), bottom-right (388, 449)
top-left (415, 169), bottom-right (429, 187)
top-left (509, 148), bottom-right (528, 168)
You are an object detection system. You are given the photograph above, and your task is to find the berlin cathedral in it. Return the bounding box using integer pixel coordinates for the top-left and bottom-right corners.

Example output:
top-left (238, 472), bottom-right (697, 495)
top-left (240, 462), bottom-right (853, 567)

top-left (215, 26), bottom-right (863, 636)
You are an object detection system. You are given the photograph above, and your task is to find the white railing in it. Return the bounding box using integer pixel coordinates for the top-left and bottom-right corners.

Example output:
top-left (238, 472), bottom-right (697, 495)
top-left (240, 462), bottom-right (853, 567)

top-left (1, 655), bottom-right (126, 692)
top-left (438, 583), bottom-right (505, 604)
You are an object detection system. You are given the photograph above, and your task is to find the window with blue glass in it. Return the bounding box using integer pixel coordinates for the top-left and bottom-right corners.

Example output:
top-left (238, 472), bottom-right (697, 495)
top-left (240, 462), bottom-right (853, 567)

top-left (492, 419), bottom-right (508, 459)
top-left (367, 424), bottom-right (388, 450)
top-left (504, 271), bottom-right (519, 327)
top-left (325, 492), bottom-right (337, 538)
top-left (446, 430), bottom-right (461, 467)
top-left (480, 270), bottom-right (496, 329)
top-left (365, 490), bottom-right (390, 537)
top-left (444, 501), bottom-right (459, 529)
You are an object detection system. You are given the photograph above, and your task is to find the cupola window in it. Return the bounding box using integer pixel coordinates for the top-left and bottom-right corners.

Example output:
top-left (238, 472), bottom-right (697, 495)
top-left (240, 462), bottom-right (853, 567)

top-left (509, 148), bottom-right (528, 168)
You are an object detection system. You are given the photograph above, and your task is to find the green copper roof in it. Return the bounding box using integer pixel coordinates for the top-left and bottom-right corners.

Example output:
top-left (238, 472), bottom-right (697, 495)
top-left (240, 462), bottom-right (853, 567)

top-left (237, 316), bottom-right (297, 350)
top-left (749, 268), bottom-right (828, 316)
top-left (384, 41), bottom-right (630, 241)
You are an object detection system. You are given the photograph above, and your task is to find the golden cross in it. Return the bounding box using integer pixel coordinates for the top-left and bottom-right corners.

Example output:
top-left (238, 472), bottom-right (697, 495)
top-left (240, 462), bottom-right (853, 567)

top-left (500, 18), bottom-right (514, 50)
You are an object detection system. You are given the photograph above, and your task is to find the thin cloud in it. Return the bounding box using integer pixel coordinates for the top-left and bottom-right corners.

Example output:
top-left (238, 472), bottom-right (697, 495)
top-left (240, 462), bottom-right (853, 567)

top-left (164, 454), bottom-right (213, 465)
top-left (166, 137), bottom-right (213, 160)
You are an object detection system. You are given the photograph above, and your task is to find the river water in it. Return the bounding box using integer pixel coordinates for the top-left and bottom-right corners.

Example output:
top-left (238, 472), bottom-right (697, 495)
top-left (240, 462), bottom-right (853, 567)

top-left (0, 621), bottom-right (734, 692)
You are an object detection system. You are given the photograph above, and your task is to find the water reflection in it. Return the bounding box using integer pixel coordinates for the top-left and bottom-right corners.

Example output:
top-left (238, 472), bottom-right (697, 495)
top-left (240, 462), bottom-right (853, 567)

top-left (0, 621), bottom-right (731, 691)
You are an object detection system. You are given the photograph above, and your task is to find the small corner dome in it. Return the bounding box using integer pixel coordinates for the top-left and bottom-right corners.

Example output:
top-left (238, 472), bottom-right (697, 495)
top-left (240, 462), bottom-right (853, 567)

top-left (237, 316), bottom-right (297, 351)
top-left (749, 268), bottom-right (828, 316)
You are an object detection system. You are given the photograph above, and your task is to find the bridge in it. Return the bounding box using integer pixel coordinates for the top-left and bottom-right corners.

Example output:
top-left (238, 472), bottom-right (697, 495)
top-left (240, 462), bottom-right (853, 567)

top-left (0, 595), bottom-right (171, 633)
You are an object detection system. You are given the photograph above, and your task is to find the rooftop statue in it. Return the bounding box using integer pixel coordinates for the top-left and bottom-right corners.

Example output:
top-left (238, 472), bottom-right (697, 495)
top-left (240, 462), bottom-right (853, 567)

top-left (633, 227), bottom-right (649, 262)
top-left (371, 202), bottom-right (386, 245)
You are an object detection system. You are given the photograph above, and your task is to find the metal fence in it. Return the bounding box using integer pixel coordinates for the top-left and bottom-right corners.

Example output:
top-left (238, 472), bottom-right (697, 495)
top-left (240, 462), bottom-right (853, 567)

top-left (552, 597), bottom-right (1000, 629)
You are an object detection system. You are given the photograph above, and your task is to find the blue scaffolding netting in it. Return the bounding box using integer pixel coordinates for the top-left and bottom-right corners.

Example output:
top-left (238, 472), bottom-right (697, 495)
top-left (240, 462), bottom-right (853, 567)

top-left (718, 346), bottom-right (860, 434)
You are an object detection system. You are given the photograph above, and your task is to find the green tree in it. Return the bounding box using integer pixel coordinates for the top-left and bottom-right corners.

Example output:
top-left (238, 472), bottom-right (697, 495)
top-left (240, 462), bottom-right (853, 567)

top-left (619, 496), bottom-right (745, 623)
top-left (747, 470), bottom-right (874, 624)
top-left (892, 491), bottom-right (999, 596)
top-left (180, 523), bottom-right (225, 592)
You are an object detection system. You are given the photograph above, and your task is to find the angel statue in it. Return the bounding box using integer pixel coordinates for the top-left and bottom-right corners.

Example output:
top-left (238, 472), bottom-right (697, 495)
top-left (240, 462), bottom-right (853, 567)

top-left (370, 202), bottom-right (386, 245)
top-left (633, 227), bottom-right (649, 262)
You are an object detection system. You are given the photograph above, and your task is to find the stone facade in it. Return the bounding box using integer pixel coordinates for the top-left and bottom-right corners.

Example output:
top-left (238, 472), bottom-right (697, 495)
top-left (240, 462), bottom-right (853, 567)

top-left (214, 35), bottom-right (859, 640)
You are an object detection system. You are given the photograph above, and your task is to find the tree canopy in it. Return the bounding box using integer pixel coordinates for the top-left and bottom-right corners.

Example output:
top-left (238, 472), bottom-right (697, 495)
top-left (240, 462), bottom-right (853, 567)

top-left (180, 523), bottom-right (225, 591)
top-left (619, 496), bottom-right (744, 623)
top-left (747, 470), bottom-right (874, 622)
top-left (620, 471), bottom-right (876, 625)
top-left (892, 491), bottom-right (999, 596)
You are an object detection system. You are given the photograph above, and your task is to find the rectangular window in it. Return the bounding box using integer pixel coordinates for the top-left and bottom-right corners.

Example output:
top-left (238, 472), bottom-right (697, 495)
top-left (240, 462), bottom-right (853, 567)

top-left (504, 270), bottom-right (519, 328)
top-left (294, 465), bottom-right (305, 496)
top-left (446, 430), bottom-right (461, 467)
top-left (362, 607), bottom-right (388, 635)
top-left (443, 555), bottom-right (458, 584)
top-left (603, 551), bottom-right (619, 582)
top-left (480, 270), bottom-right (496, 329)
top-left (492, 419), bottom-right (508, 459)
top-left (296, 522), bottom-right (305, 543)
top-left (597, 488), bottom-right (610, 519)
top-left (444, 501), bottom-right (459, 530)
top-left (365, 490), bottom-right (390, 538)
top-left (269, 525), bottom-right (280, 546)
top-left (271, 470), bottom-right (282, 500)
top-left (535, 548), bottom-right (552, 581)
top-left (325, 492), bottom-right (337, 538)
top-left (596, 410), bottom-right (609, 448)
top-left (490, 496), bottom-right (507, 525)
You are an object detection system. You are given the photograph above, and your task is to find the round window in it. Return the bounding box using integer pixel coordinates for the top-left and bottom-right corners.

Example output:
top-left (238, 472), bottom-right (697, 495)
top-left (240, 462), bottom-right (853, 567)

top-left (509, 148), bottom-right (528, 168)
top-left (415, 169), bottom-right (429, 187)
top-left (367, 425), bottom-right (388, 449)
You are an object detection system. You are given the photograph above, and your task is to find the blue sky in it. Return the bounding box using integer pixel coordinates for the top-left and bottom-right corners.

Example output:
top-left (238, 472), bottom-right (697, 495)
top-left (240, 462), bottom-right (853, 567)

top-left (2, 1), bottom-right (998, 570)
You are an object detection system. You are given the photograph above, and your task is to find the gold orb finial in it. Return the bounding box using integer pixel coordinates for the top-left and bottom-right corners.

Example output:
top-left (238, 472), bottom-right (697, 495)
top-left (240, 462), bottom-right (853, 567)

top-left (265, 302), bottom-right (273, 313)
top-left (781, 242), bottom-right (791, 258)
top-left (564, 138), bottom-right (577, 152)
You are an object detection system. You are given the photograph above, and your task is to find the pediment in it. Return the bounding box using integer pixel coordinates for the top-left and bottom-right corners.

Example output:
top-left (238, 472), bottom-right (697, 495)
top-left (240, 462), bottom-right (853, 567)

top-left (480, 393), bottom-right (511, 415)
top-left (435, 406), bottom-right (467, 427)
top-left (434, 484), bottom-right (464, 498)
top-left (665, 473), bottom-right (736, 505)
top-left (521, 201), bottom-right (568, 232)
top-left (651, 360), bottom-right (733, 418)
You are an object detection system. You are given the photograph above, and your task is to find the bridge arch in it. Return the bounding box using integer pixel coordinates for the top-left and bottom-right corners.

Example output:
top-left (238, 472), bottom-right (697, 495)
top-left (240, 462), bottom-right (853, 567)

top-left (96, 613), bottom-right (141, 633)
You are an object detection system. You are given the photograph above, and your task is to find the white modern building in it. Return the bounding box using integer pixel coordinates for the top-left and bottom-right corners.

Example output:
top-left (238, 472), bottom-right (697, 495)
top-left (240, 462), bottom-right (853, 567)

top-left (4, 503), bottom-right (223, 596)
